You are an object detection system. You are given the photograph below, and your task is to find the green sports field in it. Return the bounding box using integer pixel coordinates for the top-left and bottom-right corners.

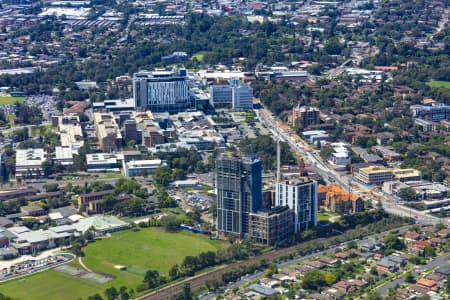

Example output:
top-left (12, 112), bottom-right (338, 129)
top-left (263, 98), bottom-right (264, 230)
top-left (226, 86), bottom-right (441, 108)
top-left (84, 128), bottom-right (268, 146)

top-left (0, 228), bottom-right (225, 300)
top-left (0, 96), bottom-right (23, 105)
top-left (427, 80), bottom-right (450, 89)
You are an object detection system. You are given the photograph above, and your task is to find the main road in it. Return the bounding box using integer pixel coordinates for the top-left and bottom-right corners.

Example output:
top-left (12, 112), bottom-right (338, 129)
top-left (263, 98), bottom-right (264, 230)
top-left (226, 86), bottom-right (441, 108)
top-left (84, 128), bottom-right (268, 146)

top-left (256, 107), bottom-right (448, 226)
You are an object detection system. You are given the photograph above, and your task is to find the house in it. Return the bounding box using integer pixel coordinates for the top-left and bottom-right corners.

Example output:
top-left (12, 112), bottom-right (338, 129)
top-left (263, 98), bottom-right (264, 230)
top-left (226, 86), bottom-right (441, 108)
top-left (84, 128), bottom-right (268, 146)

top-left (387, 254), bottom-right (408, 267)
top-left (410, 240), bottom-right (432, 254)
top-left (416, 278), bottom-right (439, 292)
top-left (437, 228), bottom-right (450, 238)
top-left (376, 259), bottom-right (398, 274)
top-left (359, 240), bottom-right (381, 253)
top-left (319, 257), bottom-right (338, 267)
top-left (304, 260), bottom-right (326, 269)
top-left (335, 251), bottom-right (350, 260)
top-left (435, 265), bottom-right (450, 277)
top-left (248, 284), bottom-right (277, 296)
top-left (404, 231), bottom-right (422, 243)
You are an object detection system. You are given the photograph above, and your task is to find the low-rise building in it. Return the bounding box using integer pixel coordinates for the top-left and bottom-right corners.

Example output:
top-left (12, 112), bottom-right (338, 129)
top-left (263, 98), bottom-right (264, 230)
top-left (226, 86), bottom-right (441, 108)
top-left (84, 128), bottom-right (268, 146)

top-left (321, 184), bottom-right (364, 214)
top-left (15, 148), bottom-right (47, 179)
top-left (93, 112), bottom-right (122, 152)
top-left (123, 159), bottom-right (165, 177)
top-left (86, 153), bottom-right (123, 172)
top-left (78, 190), bottom-right (114, 206)
top-left (291, 106), bottom-right (320, 128)
top-left (54, 146), bottom-right (74, 166)
top-left (392, 168), bottom-right (422, 182)
top-left (354, 166), bottom-right (393, 185)
top-left (20, 205), bottom-right (45, 217)
top-left (57, 114), bottom-right (84, 152)
top-left (372, 145), bottom-right (402, 162)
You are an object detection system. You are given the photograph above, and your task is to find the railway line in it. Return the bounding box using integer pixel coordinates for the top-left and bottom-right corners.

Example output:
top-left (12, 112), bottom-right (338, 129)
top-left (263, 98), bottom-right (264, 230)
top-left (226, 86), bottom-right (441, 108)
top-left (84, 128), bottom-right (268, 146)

top-left (137, 224), bottom-right (412, 300)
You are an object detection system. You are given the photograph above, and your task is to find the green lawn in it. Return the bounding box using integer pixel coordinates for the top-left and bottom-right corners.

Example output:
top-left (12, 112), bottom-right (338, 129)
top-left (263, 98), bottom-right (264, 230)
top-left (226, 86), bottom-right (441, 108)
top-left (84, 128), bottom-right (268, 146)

top-left (0, 228), bottom-right (226, 300)
top-left (427, 80), bottom-right (450, 89)
top-left (191, 51), bottom-right (210, 62)
top-left (318, 210), bottom-right (340, 222)
top-left (0, 96), bottom-right (23, 105)
top-left (0, 270), bottom-right (101, 300)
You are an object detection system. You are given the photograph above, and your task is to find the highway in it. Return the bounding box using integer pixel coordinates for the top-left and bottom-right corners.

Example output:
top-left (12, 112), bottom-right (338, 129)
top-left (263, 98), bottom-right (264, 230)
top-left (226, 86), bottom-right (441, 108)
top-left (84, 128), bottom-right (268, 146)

top-left (256, 107), bottom-right (449, 226)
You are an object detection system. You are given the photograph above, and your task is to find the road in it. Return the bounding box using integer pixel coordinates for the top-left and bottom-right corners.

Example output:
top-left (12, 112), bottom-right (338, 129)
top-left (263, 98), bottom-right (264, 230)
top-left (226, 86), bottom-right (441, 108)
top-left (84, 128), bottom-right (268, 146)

top-left (199, 225), bottom-right (413, 300)
top-left (377, 252), bottom-right (450, 295)
top-left (257, 107), bottom-right (449, 226)
top-left (136, 224), bottom-right (412, 300)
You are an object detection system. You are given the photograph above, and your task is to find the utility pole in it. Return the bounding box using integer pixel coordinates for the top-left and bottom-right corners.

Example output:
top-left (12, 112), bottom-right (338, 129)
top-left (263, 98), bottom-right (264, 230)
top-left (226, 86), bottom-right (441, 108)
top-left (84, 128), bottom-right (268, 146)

top-left (276, 138), bottom-right (281, 182)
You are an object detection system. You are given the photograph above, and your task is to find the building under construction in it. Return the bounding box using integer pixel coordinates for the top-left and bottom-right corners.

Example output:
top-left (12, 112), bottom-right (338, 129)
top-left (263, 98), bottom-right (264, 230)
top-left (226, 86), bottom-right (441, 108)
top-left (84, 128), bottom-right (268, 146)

top-left (248, 206), bottom-right (294, 246)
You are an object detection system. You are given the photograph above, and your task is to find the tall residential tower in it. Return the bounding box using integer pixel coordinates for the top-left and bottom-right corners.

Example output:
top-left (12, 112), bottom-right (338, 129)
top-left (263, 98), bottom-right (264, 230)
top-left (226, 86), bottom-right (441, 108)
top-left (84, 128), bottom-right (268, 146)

top-left (216, 154), bottom-right (262, 238)
top-left (275, 178), bottom-right (318, 233)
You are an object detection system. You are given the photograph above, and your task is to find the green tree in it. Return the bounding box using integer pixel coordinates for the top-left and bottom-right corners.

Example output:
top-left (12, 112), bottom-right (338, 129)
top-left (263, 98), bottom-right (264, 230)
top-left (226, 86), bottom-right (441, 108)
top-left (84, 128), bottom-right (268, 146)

top-left (169, 264), bottom-right (180, 281)
top-left (398, 187), bottom-right (416, 201)
top-left (160, 215), bottom-right (181, 232)
top-left (404, 271), bottom-right (415, 284)
top-left (153, 166), bottom-right (172, 186)
top-left (366, 290), bottom-right (382, 300)
top-left (104, 287), bottom-right (118, 300)
top-left (302, 269), bottom-right (326, 291)
top-left (383, 233), bottom-right (405, 252)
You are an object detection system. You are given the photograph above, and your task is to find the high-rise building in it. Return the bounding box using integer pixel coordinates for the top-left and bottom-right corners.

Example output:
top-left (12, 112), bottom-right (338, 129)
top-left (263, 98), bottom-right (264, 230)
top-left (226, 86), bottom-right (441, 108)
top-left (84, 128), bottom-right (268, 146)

top-left (216, 154), bottom-right (262, 238)
top-left (93, 112), bottom-right (123, 152)
top-left (275, 178), bottom-right (318, 233)
top-left (133, 69), bottom-right (192, 113)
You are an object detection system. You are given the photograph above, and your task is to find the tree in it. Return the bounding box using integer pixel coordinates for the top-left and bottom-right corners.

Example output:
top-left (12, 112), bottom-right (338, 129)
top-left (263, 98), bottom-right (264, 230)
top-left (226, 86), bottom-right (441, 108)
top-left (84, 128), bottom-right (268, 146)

top-left (160, 215), bottom-right (181, 232)
top-left (104, 287), bottom-right (118, 300)
top-left (43, 183), bottom-right (59, 192)
top-left (302, 270), bottom-right (326, 291)
top-left (153, 166), bottom-right (172, 186)
top-left (324, 273), bottom-right (336, 285)
top-left (383, 233), bottom-right (405, 252)
top-left (398, 187), bottom-right (416, 201)
top-left (446, 275), bottom-right (450, 293)
top-left (366, 290), bottom-right (382, 300)
top-left (423, 246), bottom-right (435, 258)
top-left (169, 264), bottom-right (180, 281)
top-left (143, 270), bottom-right (164, 289)
top-left (87, 294), bottom-right (103, 300)
top-left (41, 161), bottom-right (54, 177)
top-left (405, 271), bottom-right (415, 284)
top-left (265, 263), bottom-right (278, 277)
top-left (319, 145), bottom-right (334, 160)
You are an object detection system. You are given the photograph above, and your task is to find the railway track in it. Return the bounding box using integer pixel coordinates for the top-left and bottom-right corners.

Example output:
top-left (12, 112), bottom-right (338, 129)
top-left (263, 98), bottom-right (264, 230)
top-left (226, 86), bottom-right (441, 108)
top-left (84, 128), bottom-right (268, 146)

top-left (137, 224), bottom-right (412, 300)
